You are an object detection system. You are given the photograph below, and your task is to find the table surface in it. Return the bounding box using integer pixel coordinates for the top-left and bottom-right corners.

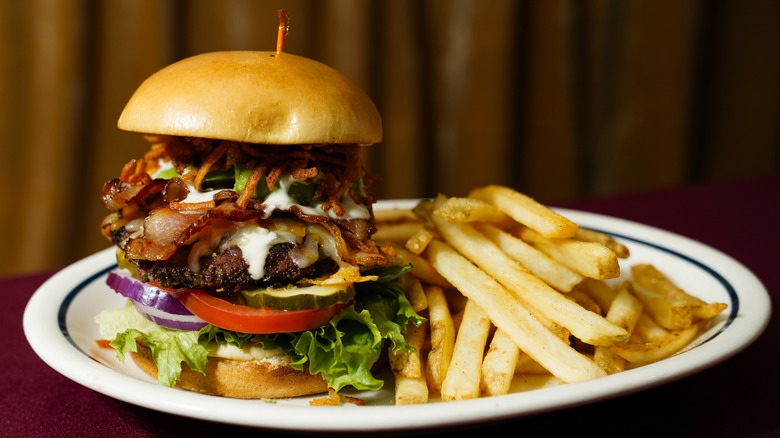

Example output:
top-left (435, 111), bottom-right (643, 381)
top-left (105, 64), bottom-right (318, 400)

top-left (4, 173), bottom-right (778, 437)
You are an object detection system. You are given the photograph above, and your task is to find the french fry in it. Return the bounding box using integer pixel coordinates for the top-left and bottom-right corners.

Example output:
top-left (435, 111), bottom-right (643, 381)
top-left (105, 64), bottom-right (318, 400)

top-left (598, 282), bottom-right (642, 333)
top-left (566, 289), bottom-right (602, 315)
top-left (577, 278), bottom-right (618, 314)
top-left (389, 321), bottom-right (429, 379)
top-left (391, 321), bottom-right (430, 405)
top-left (692, 301), bottom-right (729, 320)
top-left (426, 240), bottom-right (607, 383)
top-left (400, 274), bottom-right (428, 313)
top-left (631, 264), bottom-right (727, 321)
top-left (481, 329), bottom-right (520, 397)
top-left (524, 304), bottom-right (571, 342)
top-left (395, 248), bottom-right (452, 288)
top-left (430, 209), bottom-right (629, 347)
top-left (630, 281), bottom-right (693, 330)
top-left (632, 264), bottom-right (697, 301)
top-left (382, 188), bottom-right (725, 405)
top-left (433, 196), bottom-right (515, 228)
top-left (373, 208), bottom-right (424, 243)
top-left (593, 282), bottom-right (643, 374)
top-left (575, 227), bottom-right (630, 259)
top-left (424, 285), bottom-right (456, 393)
top-left (610, 321), bottom-right (704, 364)
top-left (373, 221), bottom-right (423, 244)
top-left (441, 300), bottom-right (492, 401)
top-left (394, 375), bottom-right (429, 405)
top-left (634, 313), bottom-right (671, 343)
top-left (469, 185), bottom-right (579, 239)
top-left (405, 227), bottom-right (436, 255)
top-left (518, 227), bottom-right (620, 280)
top-left (476, 223), bottom-right (584, 292)
top-left (593, 346), bottom-right (626, 375)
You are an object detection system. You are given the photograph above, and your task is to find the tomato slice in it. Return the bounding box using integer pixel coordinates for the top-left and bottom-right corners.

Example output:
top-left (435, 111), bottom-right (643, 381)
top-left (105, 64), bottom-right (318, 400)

top-left (176, 288), bottom-right (346, 334)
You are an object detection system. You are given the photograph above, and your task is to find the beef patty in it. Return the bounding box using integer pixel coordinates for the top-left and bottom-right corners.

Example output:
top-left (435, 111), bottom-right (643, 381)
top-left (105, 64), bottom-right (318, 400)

top-left (132, 243), bottom-right (339, 293)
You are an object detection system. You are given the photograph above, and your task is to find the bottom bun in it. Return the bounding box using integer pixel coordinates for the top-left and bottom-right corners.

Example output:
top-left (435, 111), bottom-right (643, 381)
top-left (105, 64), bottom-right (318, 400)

top-left (131, 343), bottom-right (329, 399)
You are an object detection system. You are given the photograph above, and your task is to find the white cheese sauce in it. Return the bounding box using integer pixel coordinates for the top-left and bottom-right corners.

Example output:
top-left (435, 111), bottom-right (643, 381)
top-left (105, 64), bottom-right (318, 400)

top-left (151, 159), bottom-right (365, 276)
top-left (182, 184), bottom-right (219, 205)
top-left (150, 159), bottom-right (176, 179)
top-left (263, 174), bottom-right (370, 220)
top-left (222, 223), bottom-right (300, 280)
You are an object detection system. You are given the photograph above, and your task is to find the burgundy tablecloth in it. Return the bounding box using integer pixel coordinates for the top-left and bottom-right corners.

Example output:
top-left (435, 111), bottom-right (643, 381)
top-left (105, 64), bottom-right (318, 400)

top-left (4, 174), bottom-right (777, 437)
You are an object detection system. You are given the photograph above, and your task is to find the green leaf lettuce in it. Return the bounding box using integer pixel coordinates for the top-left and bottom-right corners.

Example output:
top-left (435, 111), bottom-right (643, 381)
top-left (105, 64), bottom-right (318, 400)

top-left (94, 265), bottom-right (425, 393)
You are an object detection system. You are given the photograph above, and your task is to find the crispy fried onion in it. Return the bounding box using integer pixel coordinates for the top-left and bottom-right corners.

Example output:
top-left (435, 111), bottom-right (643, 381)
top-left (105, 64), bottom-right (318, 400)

top-left (101, 136), bottom-right (385, 267)
top-left (233, 143), bottom-right (365, 214)
top-left (122, 136), bottom-right (372, 215)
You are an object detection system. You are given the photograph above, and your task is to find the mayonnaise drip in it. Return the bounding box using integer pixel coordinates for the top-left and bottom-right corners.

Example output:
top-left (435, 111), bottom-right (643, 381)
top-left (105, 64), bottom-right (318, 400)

top-left (222, 223), bottom-right (300, 280)
top-left (263, 174), bottom-right (371, 220)
top-left (151, 159), bottom-right (366, 275)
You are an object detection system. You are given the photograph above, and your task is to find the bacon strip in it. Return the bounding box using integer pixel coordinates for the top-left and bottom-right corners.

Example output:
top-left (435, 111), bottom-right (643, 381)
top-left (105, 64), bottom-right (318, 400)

top-left (103, 137), bottom-right (385, 267)
top-left (124, 203), bottom-right (267, 261)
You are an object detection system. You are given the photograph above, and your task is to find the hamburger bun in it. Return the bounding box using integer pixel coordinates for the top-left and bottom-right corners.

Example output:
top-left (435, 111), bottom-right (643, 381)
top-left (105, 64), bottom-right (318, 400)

top-left (117, 51), bottom-right (382, 145)
top-left (131, 342), bottom-right (328, 399)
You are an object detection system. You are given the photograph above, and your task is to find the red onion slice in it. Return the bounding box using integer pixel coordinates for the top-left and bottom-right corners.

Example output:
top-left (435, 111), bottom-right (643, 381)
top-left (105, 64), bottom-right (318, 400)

top-left (131, 300), bottom-right (209, 332)
top-left (106, 270), bottom-right (208, 331)
top-left (106, 270), bottom-right (189, 314)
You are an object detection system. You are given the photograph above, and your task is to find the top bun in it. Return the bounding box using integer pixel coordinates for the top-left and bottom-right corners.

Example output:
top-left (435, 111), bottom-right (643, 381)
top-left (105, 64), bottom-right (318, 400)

top-left (118, 51), bottom-right (382, 145)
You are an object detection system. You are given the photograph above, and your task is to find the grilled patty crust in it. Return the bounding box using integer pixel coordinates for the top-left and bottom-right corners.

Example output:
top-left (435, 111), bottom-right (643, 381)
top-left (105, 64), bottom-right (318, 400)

top-left (132, 243), bottom-right (339, 293)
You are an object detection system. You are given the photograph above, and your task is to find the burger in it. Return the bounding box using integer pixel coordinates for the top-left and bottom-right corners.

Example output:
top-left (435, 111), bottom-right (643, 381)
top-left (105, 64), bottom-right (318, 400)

top-left (93, 50), bottom-right (424, 399)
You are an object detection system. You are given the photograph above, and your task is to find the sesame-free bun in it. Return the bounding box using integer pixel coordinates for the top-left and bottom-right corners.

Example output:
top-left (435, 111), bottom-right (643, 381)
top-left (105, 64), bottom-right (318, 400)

top-left (118, 51), bottom-right (382, 145)
top-left (131, 343), bottom-right (328, 399)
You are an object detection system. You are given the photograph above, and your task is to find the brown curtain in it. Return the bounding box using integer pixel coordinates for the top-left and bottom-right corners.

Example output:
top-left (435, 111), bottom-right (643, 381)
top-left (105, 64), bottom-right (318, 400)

top-left (1, 0), bottom-right (778, 277)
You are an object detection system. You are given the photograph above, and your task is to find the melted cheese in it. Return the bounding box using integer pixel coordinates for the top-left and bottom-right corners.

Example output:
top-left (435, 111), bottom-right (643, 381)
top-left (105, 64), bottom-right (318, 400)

top-left (187, 221), bottom-right (236, 273)
top-left (222, 223), bottom-right (300, 280)
top-left (151, 160), bottom-right (362, 275)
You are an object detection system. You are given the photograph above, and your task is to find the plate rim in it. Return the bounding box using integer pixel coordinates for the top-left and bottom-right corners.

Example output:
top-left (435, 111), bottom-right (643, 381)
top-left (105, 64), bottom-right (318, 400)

top-left (23, 203), bottom-right (772, 432)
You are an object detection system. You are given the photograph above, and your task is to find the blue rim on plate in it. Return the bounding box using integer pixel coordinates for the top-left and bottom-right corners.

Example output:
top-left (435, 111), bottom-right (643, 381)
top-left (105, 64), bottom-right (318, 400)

top-left (58, 264), bottom-right (116, 350)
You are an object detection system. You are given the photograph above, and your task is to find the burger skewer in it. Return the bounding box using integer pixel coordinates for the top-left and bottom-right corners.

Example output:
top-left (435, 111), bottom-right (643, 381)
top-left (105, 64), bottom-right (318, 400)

top-left (277, 9), bottom-right (289, 55)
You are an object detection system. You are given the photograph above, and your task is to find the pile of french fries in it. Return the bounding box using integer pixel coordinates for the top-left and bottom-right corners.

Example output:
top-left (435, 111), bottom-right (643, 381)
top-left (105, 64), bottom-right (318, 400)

top-left (375, 185), bottom-right (727, 404)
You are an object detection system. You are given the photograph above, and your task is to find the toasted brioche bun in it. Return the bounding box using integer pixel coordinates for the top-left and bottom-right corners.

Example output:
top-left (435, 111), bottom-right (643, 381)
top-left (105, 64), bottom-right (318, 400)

top-left (118, 51), bottom-right (382, 145)
top-left (131, 342), bottom-right (328, 399)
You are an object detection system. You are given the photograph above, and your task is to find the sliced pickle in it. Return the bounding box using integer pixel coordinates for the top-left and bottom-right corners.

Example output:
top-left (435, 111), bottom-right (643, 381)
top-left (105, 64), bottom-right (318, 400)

top-left (240, 283), bottom-right (355, 310)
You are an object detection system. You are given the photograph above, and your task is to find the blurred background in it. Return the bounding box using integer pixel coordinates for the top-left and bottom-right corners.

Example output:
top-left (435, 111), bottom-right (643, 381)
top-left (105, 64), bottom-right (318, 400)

top-left (0, 0), bottom-right (778, 278)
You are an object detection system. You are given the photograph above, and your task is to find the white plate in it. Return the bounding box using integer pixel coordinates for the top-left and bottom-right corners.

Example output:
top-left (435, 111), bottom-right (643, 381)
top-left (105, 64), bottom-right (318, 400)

top-left (23, 203), bottom-right (771, 433)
